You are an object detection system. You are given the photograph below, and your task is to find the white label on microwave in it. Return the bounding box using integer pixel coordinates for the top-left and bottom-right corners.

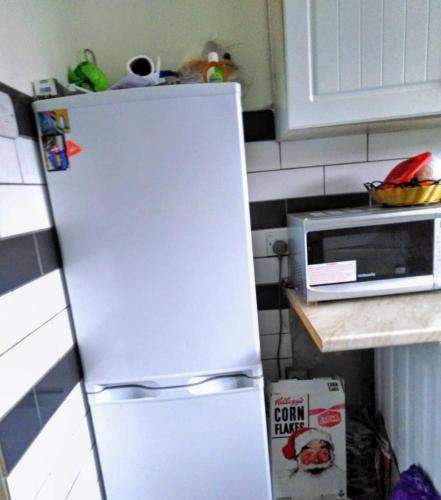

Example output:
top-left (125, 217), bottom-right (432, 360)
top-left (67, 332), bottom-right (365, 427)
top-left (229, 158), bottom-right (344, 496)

top-left (307, 261), bottom-right (356, 286)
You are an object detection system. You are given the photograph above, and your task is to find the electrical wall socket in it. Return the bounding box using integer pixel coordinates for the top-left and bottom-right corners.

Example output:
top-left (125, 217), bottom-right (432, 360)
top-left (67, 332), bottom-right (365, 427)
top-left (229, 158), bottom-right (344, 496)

top-left (265, 231), bottom-right (288, 256)
top-left (0, 92), bottom-right (18, 138)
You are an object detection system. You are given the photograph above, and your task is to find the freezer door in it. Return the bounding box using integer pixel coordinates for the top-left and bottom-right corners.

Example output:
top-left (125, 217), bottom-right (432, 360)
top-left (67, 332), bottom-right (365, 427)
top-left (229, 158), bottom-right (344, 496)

top-left (34, 85), bottom-right (261, 386)
top-left (89, 377), bottom-right (271, 500)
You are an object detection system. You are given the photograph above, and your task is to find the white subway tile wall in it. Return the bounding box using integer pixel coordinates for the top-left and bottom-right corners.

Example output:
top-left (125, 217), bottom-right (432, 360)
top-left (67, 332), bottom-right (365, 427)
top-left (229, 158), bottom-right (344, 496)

top-left (280, 134), bottom-right (367, 169)
top-left (66, 448), bottom-right (102, 500)
top-left (251, 227), bottom-right (288, 258)
top-left (0, 136), bottom-right (21, 184)
top-left (0, 271), bottom-right (67, 356)
top-left (0, 310), bottom-right (73, 419)
top-left (257, 309), bottom-right (289, 336)
top-left (253, 256), bottom-right (288, 285)
top-left (6, 386), bottom-right (90, 499)
top-left (368, 128), bottom-right (441, 160)
top-left (16, 137), bottom-right (44, 184)
top-left (0, 89), bottom-right (100, 500)
top-left (245, 141), bottom-right (280, 172)
top-left (0, 185), bottom-right (51, 237)
top-left (245, 126), bottom-right (441, 381)
top-left (324, 159), bottom-right (397, 194)
top-left (247, 165), bottom-right (324, 202)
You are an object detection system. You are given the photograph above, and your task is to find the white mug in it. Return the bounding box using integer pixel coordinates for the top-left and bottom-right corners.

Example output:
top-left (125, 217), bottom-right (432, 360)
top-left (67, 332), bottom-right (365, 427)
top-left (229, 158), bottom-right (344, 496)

top-left (126, 55), bottom-right (161, 78)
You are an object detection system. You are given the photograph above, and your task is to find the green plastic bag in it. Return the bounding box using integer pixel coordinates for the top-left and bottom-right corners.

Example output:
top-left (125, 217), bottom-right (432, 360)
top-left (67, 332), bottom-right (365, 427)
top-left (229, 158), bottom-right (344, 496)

top-left (68, 49), bottom-right (110, 92)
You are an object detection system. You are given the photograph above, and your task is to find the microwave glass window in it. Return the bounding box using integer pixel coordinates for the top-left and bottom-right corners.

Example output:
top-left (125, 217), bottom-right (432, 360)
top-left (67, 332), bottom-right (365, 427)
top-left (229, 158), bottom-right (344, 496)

top-left (307, 221), bottom-right (433, 285)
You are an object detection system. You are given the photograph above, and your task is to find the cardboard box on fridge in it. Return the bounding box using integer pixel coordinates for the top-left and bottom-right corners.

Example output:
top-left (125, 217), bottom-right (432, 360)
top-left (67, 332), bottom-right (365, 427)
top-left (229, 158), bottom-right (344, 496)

top-left (269, 378), bottom-right (347, 500)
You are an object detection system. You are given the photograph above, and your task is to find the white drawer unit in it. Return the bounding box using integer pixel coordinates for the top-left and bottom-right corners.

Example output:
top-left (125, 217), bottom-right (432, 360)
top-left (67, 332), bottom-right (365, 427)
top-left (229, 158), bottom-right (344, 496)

top-left (269, 0), bottom-right (441, 139)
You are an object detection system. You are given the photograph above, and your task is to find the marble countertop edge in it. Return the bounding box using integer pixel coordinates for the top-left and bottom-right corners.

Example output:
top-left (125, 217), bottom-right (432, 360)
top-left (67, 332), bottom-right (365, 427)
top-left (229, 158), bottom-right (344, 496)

top-left (286, 288), bottom-right (441, 352)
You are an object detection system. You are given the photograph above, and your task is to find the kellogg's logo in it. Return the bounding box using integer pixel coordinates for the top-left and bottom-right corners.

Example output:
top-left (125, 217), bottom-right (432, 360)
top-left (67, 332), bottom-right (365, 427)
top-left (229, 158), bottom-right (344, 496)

top-left (275, 396), bottom-right (304, 406)
top-left (318, 410), bottom-right (342, 428)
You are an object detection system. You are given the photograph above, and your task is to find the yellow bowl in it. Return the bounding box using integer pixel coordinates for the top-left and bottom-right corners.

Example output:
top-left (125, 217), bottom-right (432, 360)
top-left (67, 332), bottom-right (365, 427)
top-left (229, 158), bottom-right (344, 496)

top-left (367, 184), bottom-right (441, 206)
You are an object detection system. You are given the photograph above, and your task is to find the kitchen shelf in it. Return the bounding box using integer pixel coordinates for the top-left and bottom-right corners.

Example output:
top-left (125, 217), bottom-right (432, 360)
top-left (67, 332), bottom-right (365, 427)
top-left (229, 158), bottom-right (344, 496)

top-left (286, 288), bottom-right (441, 352)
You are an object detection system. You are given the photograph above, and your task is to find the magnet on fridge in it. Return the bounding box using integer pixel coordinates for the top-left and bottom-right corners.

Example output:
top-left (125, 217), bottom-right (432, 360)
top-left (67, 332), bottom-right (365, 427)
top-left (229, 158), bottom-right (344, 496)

top-left (38, 109), bottom-right (70, 135)
top-left (66, 139), bottom-right (83, 158)
top-left (42, 134), bottom-right (69, 171)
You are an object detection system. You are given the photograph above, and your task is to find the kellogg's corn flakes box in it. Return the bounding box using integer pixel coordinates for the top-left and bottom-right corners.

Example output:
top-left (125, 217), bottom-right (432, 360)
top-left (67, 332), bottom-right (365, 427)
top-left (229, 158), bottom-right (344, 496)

top-left (269, 378), bottom-right (347, 500)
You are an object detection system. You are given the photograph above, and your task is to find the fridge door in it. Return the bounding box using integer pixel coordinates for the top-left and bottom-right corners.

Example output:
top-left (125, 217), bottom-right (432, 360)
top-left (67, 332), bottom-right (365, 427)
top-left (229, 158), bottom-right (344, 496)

top-left (88, 376), bottom-right (271, 500)
top-left (33, 84), bottom-right (261, 387)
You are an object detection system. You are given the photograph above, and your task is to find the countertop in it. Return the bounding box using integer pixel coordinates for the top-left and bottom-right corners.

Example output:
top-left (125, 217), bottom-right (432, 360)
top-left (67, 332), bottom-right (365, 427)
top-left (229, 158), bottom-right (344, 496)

top-left (285, 288), bottom-right (441, 352)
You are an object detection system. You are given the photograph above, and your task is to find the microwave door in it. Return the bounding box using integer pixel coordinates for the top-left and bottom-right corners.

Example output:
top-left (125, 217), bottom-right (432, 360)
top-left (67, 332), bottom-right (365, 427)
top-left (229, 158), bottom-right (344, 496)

top-left (322, 235), bottom-right (406, 281)
top-left (307, 221), bottom-right (434, 284)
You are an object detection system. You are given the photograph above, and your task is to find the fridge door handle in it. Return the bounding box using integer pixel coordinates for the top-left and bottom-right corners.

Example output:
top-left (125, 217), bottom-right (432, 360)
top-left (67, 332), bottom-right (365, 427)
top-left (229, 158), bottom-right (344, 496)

top-left (88, 385), bottom-right (159, 404)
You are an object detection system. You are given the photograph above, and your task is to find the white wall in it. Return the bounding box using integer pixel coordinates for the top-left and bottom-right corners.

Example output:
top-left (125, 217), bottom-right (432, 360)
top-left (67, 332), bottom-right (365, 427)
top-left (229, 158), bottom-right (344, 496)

top-left (68, 0), bottom-right (272, 110)
top-left (0, 0), bottom-right (77, 95)
top-left (0, 0), bottom-right (272, 109)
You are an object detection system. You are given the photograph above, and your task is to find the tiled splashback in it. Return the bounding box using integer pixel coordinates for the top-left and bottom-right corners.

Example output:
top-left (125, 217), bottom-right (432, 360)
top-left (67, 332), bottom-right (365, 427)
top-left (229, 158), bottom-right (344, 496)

top-left (244, 115), bottom-right (441, 381)
top-left (0, 83), bottom-right (101, 500)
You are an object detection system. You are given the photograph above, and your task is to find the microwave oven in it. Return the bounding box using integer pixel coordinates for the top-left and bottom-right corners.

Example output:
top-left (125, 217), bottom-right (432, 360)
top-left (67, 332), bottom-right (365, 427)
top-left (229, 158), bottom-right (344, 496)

top-left (288, 204), bottom-right (441, 302)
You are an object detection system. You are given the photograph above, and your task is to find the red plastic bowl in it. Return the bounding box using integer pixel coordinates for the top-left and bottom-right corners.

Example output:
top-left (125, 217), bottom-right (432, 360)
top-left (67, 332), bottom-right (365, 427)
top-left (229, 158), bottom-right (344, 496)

top-left (383, 152), bottom-right (432, 188)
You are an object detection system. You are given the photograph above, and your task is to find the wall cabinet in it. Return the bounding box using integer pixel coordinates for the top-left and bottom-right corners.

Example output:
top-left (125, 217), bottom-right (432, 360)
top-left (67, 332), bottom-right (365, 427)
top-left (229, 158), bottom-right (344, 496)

top-left (269, 0), bottom-right (441, 139)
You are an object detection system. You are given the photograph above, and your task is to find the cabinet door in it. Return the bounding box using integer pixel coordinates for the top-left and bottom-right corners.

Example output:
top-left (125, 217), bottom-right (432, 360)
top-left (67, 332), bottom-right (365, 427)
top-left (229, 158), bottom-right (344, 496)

top-left (282, 0), bottom-right (441, 134)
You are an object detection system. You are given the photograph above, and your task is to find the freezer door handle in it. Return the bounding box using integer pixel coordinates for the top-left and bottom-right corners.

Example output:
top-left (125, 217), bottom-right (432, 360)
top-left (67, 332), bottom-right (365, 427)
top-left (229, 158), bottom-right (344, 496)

top-left (88, 375), bottom-right (262, 405)
top-left (89, 385), bottom-right (159, 404)
top-left (186, 374), bottom-right (261, 395)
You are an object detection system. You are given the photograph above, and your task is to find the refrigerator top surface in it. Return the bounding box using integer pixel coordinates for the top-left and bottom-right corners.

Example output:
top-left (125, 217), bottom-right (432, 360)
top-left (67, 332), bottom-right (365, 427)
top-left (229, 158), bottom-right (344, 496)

top-left (32, 82), bottom-right (241, 111)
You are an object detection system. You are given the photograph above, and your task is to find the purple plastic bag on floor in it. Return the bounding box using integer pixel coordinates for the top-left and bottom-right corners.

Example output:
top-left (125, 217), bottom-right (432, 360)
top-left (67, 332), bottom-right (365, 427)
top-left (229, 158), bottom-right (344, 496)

top-left (391, 465), bottom-right (441, 500)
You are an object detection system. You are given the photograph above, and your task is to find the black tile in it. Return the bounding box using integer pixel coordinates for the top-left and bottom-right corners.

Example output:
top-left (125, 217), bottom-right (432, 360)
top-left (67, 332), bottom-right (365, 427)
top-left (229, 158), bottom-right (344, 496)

top-left (35, 349), bottom-right (81, 426)
top-left (243, 110), bottom-right (275, 142)
top-left (0, 390), bottom-right (41, 473)
top-left (250, 200), bottom-right (286, 230)
top-left (256, 283), bottom-right (288, 310)
top-left (286, 192), bottom-right (370, 213)
top-left (0, 82), bottom-right (35, 138)
top-left (35, 229), bottom-right (62, 274)
top-left (0, 234), bottom-right (40, 295)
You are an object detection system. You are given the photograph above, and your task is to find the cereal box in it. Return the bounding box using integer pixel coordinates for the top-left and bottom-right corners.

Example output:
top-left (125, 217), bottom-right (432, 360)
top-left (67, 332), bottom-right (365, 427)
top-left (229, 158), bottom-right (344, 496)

top-left (269, 378), bottom-right (347, 500)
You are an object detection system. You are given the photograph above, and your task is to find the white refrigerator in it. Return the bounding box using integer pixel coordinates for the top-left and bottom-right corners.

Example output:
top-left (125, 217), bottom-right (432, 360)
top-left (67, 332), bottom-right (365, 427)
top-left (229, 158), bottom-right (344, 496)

top-left (33, 84), bottom-right (271, 500)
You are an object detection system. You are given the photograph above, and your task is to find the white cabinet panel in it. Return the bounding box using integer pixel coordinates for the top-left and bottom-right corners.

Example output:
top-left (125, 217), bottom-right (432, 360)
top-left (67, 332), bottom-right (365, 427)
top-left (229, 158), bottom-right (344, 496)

top-left (311, 0), bottom-right (339, 94)
top-left (427, 0), bottom-right (441, 80)
top-left (405, 0), bottom-right (430, 84)
top-left (361, 0), bottom-right (383, 89)
top-left (383, 0), bottom-right (406, 86)
top-left (339, 0), bottom-right (361, 92)
top-left (270, 0), bottom-right (441, 138)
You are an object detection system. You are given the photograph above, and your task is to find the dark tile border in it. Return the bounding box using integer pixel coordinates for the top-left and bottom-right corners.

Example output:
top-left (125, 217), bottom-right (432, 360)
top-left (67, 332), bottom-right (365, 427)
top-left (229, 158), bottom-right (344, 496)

top-left (256, 283), bottom-right (289, 310)
top-left (250, 199), bottom-right (287, 230)
top-left (251, 192), bottom-right (371, 230)
top-left (286, 192), bottom-right (370, 213)
top-left (243, 110), bottom-right (275, 142)
top-left (35, 229), bottom-right (62, 275)
top-left (0, 82), bottom-right (35, 138)
top-left (0, 228), bottom-right (62, 298)
top-left (0, 348), bottom-right (81, 473)
top-left (0, 234), bottom-right (40, 295)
